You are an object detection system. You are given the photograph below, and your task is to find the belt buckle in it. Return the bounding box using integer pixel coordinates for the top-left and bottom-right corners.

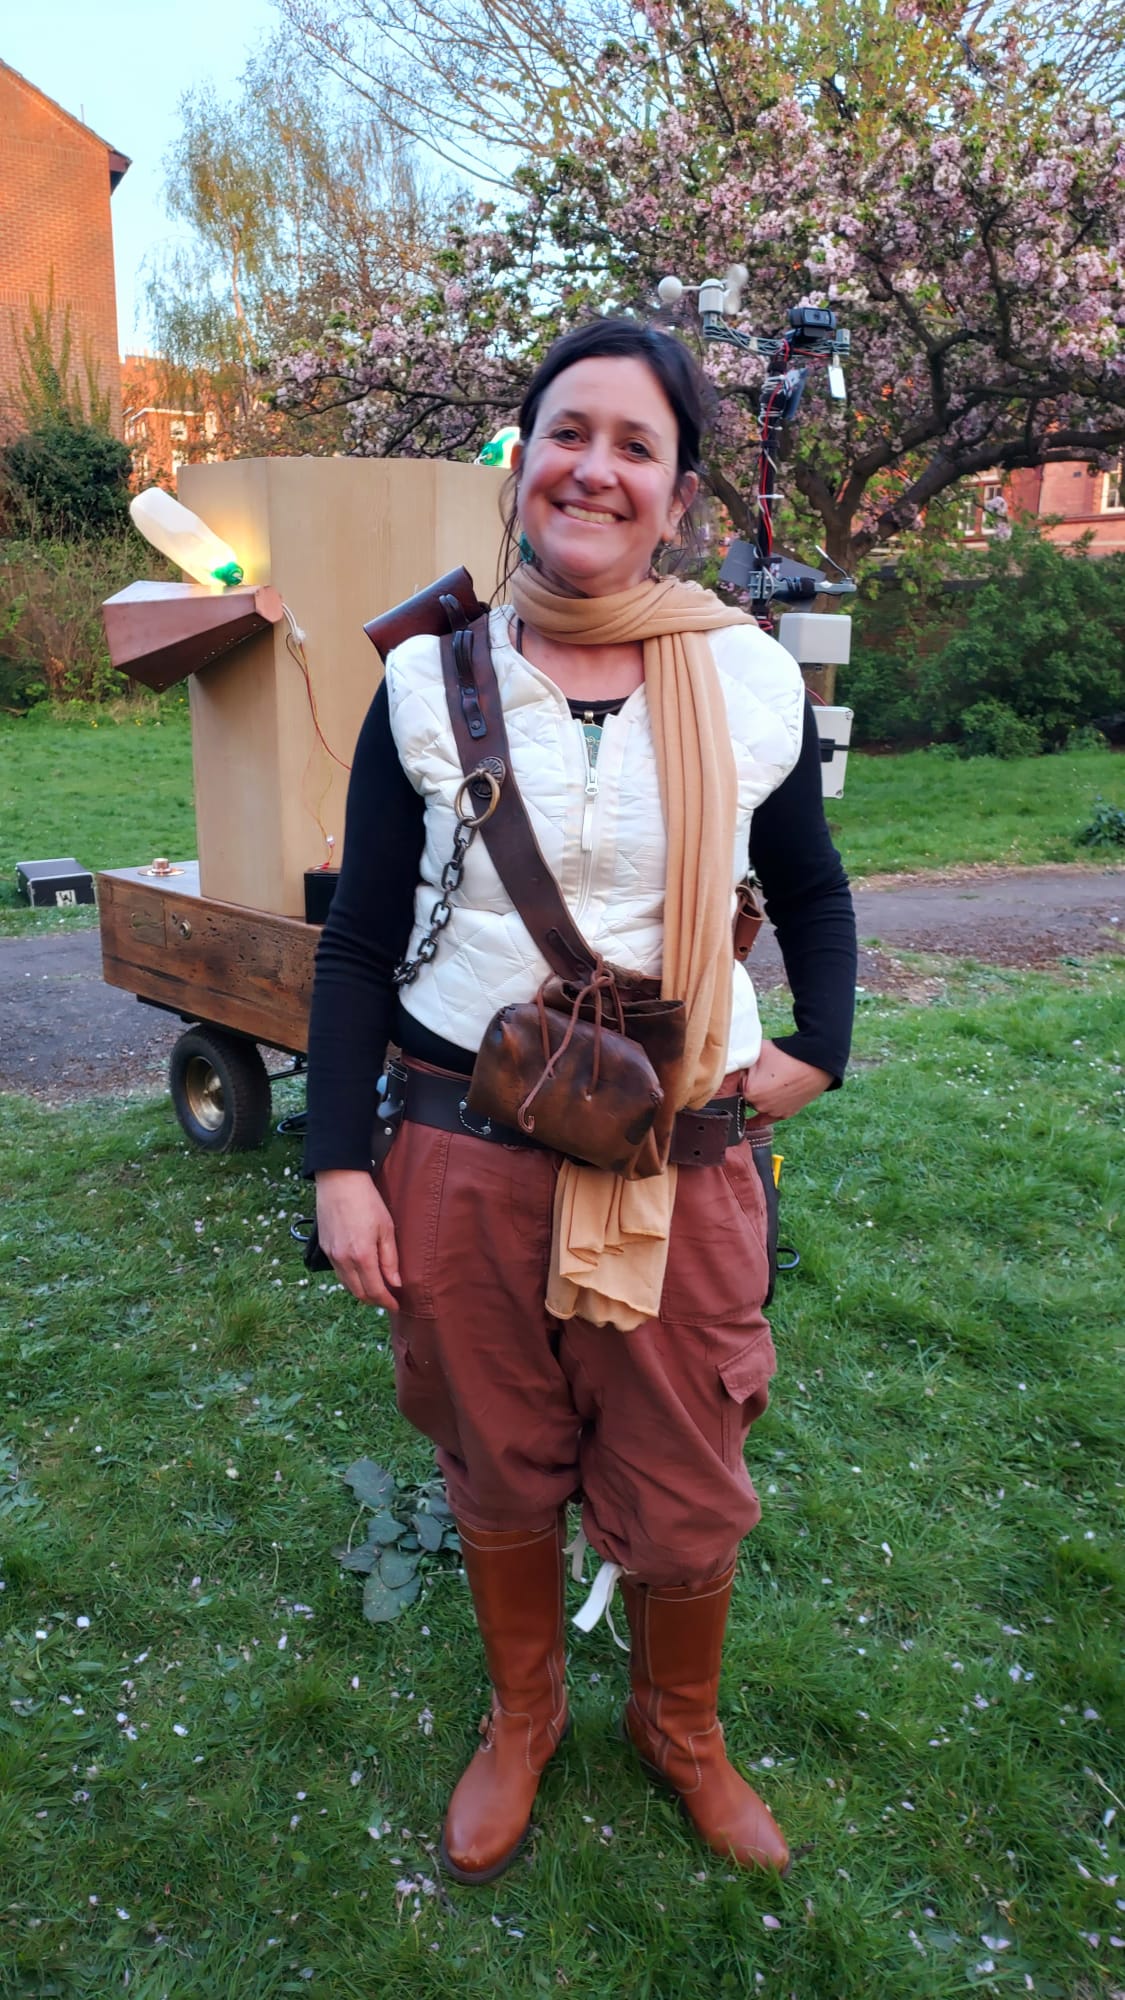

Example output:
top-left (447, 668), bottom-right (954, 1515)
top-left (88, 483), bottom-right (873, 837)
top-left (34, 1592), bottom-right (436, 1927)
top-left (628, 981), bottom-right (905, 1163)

top-left (735, 1095), bottom-right (747, 1144)
top-left (458, 1098), bottom-right (492, 1140)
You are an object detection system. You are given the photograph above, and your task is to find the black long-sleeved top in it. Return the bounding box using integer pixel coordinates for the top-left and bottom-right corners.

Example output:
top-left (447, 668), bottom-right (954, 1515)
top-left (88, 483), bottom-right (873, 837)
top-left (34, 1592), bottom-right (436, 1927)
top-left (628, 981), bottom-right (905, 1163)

top-left (302, 685), bottom-right (856, 1175)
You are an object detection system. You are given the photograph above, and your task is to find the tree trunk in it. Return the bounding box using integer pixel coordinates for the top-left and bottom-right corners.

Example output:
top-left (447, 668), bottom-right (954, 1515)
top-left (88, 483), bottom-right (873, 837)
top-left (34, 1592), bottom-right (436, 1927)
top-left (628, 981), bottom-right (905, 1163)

top-left (704, 459), bottom-right (753, 541)
top-left (800, 661), bottom-right (835, 704)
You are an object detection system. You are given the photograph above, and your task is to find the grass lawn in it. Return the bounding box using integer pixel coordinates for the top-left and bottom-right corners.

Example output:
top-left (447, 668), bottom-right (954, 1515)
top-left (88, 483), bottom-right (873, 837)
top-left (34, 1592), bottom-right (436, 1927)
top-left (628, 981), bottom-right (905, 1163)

top-left (1, 965), bottom-right (1122, 1998)
top-left (1, 713), bottom-right (1122, 937)
top-left (828, 746), bottom-right (1123, 879)
top-left (0, 708), bottom-right (195, 935)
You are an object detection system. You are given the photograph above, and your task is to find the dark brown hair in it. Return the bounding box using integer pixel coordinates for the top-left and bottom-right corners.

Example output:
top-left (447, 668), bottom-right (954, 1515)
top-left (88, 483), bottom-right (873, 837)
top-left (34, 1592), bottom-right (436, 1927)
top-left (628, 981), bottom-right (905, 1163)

top-left (496, 316), bottom-right (709, 597)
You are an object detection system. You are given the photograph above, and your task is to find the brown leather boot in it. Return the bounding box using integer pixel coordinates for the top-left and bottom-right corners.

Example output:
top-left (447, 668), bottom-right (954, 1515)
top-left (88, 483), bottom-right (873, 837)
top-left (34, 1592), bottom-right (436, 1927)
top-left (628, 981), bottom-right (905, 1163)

top-left (439, 1517), bottom-right (568, 1885)
top-left (621, 1564), bottom-right (790, 1874)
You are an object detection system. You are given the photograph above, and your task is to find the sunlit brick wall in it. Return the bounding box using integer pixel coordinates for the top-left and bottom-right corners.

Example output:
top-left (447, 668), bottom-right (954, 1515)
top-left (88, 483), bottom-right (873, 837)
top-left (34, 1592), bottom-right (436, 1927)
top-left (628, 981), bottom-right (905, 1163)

top-left (0, 62), bottom-right (126, 439)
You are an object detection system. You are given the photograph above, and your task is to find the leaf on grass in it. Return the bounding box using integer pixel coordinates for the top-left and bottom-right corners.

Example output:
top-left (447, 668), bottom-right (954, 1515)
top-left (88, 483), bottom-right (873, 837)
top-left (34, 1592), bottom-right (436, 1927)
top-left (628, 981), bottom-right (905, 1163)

top-left (331, 1544), bottom-right (377, 1575)
top-left (442, 1529), bottom-right (461, 1553)
top-left (424, 1490), bottom-right (452, 1518)
top-left (344, 1459), bottom-right (395, 1509)
top-left (363, 1571), bottom-right (421, 1624)
top-left (414, 1512), bottom-right (444, 1553)
top-left (380, 1549), bottom-right (420, 1588)
top-left (364, 1510), bottom-right (405, 1546)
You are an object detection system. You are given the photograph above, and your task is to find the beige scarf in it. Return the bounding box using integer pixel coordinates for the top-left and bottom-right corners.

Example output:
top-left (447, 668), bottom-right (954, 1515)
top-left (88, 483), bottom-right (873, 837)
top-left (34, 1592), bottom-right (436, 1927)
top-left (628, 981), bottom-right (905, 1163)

top-left (509, 566), bottom-right (753, 1332)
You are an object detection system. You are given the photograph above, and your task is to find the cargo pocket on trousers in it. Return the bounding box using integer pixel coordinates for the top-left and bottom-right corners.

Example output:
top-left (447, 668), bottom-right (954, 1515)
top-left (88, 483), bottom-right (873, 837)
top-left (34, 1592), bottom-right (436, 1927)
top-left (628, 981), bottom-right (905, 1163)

top-left (717, 1328), bottom-right (777, 1468)
top-left (662, 1148), bottom-right (770, 1326)
top-left (388, 1315), bottom-right (464, 1459)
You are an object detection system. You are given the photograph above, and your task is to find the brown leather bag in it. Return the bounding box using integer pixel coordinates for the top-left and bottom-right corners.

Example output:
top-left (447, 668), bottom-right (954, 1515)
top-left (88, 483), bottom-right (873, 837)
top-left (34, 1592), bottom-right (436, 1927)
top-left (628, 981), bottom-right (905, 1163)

top-left (527, 968), bottom-right (689, 1179)
top-left (467, 969), bottom-right (679, 1178)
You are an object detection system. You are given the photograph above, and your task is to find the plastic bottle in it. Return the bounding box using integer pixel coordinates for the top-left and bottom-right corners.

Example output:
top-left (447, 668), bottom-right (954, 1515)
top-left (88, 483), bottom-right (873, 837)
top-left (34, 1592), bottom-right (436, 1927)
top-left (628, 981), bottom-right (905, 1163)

top-left (129, 488), bottom-right (244, 588)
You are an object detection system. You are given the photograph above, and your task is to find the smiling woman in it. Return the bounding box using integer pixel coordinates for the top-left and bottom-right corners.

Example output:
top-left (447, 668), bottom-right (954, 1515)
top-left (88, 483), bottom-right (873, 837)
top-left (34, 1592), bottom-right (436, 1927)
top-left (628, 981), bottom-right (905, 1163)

top-left (303, 317), bottom-right (857, 1889)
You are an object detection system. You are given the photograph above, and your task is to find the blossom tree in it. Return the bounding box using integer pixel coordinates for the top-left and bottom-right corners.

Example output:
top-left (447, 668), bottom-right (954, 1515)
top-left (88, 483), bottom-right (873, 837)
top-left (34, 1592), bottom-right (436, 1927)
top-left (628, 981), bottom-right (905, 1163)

top-left (271, 0), bottom-right (1125, 572)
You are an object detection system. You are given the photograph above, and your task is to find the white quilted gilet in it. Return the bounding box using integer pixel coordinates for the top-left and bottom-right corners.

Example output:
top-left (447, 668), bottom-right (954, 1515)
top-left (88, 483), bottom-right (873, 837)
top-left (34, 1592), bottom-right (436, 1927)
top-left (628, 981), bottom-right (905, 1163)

top-left (385, 608), bottom-right (805, 1071)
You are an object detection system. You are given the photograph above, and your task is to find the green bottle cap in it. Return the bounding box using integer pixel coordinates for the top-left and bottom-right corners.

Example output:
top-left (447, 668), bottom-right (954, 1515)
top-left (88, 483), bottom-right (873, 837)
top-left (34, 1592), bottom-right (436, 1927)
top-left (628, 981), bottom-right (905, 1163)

top-left (210, 560), bottom-right (245, 588)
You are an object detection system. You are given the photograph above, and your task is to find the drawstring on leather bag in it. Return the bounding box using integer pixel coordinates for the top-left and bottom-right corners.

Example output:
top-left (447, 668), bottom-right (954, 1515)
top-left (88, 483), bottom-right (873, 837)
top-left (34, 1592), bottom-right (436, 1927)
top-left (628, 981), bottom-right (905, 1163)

top-left (517, 962), bottom-right (627, 1134)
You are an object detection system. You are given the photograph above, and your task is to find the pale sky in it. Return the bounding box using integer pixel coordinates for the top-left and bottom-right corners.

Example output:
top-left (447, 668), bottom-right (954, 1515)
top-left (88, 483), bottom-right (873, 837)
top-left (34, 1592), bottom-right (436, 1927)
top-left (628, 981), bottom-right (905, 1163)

top-left (4, 0), bottom-right (281, 352)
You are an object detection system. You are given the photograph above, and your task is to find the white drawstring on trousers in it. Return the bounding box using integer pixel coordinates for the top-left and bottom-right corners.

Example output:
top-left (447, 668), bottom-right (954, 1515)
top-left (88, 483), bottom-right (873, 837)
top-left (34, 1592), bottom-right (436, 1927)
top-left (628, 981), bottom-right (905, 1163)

top-left (564, 1527), bottom-right (628, 1651)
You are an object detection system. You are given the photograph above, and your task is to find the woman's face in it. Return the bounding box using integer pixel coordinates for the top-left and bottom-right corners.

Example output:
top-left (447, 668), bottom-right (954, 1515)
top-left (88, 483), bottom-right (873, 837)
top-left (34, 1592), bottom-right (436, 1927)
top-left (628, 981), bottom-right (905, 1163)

top-left (513, 355), bottom-right (697, 596)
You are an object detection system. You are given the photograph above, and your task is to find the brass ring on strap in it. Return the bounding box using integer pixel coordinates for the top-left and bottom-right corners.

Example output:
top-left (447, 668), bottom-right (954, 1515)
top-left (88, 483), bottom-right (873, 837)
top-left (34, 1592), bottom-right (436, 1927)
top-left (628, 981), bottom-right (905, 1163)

top-left (455, 763), bottom-right (503, 827)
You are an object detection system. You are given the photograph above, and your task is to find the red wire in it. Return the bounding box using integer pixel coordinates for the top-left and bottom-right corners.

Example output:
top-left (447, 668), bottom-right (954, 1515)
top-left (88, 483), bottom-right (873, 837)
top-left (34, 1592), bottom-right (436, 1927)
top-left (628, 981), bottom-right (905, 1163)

top-left (285, 632), bottom-right (351, 775)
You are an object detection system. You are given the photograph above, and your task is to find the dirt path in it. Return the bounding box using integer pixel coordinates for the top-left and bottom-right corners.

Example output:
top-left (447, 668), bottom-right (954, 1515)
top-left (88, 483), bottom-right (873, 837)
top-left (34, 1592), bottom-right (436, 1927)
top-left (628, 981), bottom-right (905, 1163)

top-left (1, 864), bottom-right (1121, 1106)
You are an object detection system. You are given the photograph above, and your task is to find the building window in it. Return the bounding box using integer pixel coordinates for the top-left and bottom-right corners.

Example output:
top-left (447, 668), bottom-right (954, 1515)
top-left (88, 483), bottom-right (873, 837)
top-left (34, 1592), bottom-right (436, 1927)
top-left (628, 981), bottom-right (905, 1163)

top-left (980, 482), bottom-right (1006, 534)
top-left (956, 487), bottom-right (981, 537)
top-left (203, 409), bottom-right (218, 441)
top-left (1104, 457), bottom-right (1124, 512)
top-left (169, 419), bottom-right (188, 441)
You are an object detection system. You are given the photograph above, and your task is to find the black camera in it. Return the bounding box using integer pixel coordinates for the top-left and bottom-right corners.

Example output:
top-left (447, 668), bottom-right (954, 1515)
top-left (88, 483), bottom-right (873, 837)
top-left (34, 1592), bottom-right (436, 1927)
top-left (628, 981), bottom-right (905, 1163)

top-left (788, 305), bottom-right (836, 335)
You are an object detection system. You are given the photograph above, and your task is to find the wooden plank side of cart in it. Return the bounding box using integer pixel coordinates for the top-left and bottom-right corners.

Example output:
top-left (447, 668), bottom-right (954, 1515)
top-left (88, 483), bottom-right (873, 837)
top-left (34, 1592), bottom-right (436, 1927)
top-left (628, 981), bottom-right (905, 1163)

top-left (97, 863), bottom-right (318, 1056)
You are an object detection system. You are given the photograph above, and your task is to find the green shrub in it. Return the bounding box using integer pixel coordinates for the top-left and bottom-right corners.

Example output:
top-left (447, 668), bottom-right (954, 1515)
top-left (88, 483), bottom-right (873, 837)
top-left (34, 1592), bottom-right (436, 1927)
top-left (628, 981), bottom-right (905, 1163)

top-left (0, 531), bottom-right (172, 708)
top-left (958, 698), bottom-right (1042, 759)
top-left (835, 646), bottom-right (932, 746)
top-left (2, 415), bottom-right (132, 537)
top-left (1077, 795), bottom-right (1125, 847)
top-left (1064, 722), bottom-right (1111, 751)
top-left (842, 526), bottom-right (1125, 751)
top-left (927, 528), bottom-right (1125, 748)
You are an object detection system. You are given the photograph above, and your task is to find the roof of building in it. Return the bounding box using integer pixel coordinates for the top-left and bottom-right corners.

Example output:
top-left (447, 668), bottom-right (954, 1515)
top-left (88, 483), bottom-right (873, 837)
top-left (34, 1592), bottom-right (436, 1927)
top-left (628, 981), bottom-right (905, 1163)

top-left (0, 58), bottom-right (130, 189)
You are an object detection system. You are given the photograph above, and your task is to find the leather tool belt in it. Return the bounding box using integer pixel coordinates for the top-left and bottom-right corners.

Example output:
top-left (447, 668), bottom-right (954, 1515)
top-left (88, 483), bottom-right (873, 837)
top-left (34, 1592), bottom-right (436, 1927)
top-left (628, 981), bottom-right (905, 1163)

top-left (399, 1060), bottom-right (773, 1169)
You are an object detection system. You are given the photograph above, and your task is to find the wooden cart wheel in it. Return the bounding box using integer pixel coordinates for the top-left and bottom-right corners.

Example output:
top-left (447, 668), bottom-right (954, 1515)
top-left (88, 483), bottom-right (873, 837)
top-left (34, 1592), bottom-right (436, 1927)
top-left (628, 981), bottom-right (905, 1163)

top-left (169, 1028), bottom-right (272, 1153)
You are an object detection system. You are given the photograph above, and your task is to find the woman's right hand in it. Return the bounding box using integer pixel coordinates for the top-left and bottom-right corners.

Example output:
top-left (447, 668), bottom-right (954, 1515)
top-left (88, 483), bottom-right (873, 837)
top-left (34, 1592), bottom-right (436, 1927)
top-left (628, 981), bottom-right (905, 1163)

top-left (314, 1170), bottom-right (401, 1310)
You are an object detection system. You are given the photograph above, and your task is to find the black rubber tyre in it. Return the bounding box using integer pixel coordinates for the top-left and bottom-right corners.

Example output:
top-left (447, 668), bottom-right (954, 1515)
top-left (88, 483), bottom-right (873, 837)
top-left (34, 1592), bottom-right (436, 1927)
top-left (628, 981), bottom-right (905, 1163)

top-left (169, 1027), bottom-right (272, 1153)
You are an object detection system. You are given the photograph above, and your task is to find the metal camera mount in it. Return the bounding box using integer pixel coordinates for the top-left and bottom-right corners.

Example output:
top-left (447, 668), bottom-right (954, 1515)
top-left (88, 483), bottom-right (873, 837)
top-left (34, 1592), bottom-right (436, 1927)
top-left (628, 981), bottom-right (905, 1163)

top-left (657, 270), bottom-right (857, 794)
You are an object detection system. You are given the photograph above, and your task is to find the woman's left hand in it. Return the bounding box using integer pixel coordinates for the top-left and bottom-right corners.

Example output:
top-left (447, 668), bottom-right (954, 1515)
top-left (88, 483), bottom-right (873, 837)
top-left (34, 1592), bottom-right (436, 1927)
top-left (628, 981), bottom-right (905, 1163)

top-left (742, 1040), bottom-right (833, 1120)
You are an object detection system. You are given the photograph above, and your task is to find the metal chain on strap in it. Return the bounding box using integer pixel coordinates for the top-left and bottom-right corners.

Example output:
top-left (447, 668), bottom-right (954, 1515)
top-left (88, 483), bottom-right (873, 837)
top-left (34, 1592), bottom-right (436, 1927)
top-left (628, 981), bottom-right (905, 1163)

top-left (393, 758), bottom-right (504, 989)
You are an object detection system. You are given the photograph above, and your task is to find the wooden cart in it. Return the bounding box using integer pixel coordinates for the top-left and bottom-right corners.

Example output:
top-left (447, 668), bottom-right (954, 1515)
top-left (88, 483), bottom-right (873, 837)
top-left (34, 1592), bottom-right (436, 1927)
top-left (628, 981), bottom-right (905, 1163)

top-left (97, 861), bottom-right (320, 1152)
top-left (97, 464), bottom-right (504, 1150)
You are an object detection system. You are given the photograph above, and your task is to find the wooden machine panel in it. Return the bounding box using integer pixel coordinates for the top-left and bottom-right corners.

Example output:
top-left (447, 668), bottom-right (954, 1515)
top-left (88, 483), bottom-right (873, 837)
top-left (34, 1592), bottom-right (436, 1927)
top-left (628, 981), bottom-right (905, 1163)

top-left (98, 864), bottom-right (318, 1056)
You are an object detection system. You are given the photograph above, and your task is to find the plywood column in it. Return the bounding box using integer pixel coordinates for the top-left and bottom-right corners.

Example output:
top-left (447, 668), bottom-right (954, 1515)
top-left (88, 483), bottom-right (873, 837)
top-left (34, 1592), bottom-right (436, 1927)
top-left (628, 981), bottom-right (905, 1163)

top-left (177, 458), bottom-right (506, 917)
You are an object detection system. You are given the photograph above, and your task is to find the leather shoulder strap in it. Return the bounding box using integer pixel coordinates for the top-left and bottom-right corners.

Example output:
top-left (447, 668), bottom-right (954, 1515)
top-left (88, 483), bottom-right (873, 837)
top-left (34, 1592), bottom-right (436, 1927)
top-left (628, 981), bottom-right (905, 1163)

top-left (440, 614), bottom-right (598, 983)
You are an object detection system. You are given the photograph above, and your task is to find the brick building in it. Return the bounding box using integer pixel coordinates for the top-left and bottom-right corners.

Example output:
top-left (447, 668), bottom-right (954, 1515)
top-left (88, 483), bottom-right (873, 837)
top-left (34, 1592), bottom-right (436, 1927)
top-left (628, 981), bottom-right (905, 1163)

top-left (121, 355), bottom-right (219, 488)
top-left (959, 456), bottom-right (1125, 554)
top-left (0, 59), bottom-right (130, 439)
